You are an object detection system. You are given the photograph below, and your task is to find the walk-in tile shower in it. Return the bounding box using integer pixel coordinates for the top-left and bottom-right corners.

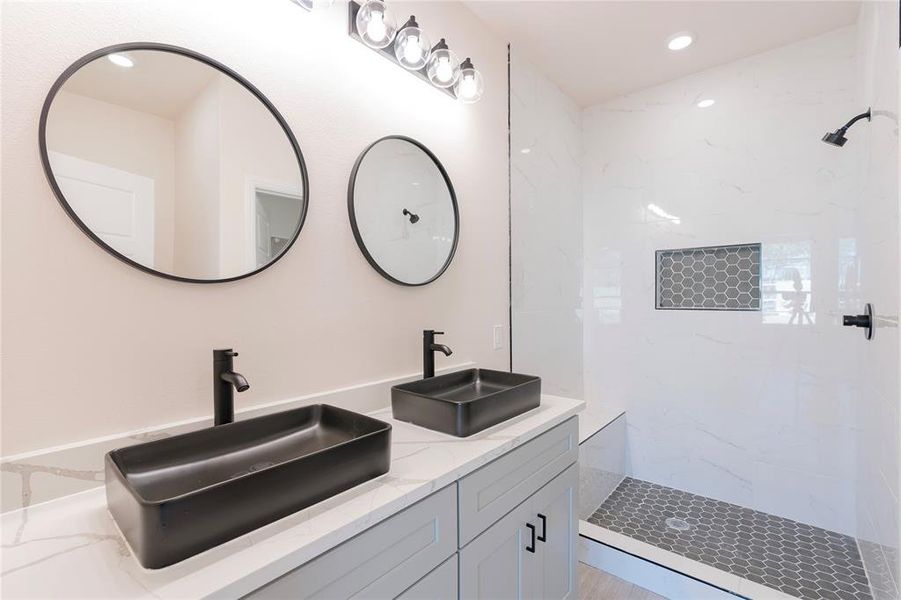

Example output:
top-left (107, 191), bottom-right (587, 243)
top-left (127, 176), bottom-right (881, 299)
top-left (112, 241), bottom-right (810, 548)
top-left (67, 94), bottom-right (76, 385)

top-left (508, 2), bottom-right (899, 598)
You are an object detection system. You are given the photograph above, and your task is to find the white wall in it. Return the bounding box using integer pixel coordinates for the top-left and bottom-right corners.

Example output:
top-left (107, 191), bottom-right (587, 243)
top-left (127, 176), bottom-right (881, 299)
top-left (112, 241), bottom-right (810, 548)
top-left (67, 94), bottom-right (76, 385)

top-left (853, 2), bottom-right (900, 597)
top-left (174, 76), bottom-right (221, 278)
top-left (0, 0), bottom-right (509, 456)
top-left (510, 53), bottom-right (583, 398)
top-left (582, 27), bottom-right (865, 536)
top-left (216, 74), bottom-right (304, 277)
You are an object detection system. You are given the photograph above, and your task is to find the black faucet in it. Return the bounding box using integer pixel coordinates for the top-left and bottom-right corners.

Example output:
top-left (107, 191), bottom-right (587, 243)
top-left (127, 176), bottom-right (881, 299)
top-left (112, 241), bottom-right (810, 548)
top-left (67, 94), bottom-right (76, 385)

top-left (423, 330), bottom-right (452, 378)
top-left (213, 349), bottom-right (250, 425)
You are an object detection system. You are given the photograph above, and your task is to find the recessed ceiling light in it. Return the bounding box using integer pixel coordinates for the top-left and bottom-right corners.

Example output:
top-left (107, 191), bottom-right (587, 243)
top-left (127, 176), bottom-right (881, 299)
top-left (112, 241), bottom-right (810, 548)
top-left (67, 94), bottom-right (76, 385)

top-left (107, 53), bottom-right (134, 68)
top-left (520, 148), bottom-right (531, 154)
top-left (697, 98), bottom-right (715, 108)
top-left (667, 33), bottom-right (694, 51)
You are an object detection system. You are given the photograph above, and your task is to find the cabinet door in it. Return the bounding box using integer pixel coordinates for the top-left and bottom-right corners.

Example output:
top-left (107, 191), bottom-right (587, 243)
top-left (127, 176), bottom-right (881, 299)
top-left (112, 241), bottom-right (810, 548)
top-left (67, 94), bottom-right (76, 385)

top-left (459, 493), bottom-right (540, 600)
top-left (530, 463), bottom-right (578, 600)
top-left (246, 485), bottom-right (456, 599)
top-left (398, 554), bottom-right (458, 600)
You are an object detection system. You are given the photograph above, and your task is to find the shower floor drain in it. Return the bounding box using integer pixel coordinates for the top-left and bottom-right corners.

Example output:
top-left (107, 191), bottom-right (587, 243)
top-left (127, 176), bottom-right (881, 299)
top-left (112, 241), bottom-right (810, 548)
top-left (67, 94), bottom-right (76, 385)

top-left (664, 517), bottom-right (691, 531)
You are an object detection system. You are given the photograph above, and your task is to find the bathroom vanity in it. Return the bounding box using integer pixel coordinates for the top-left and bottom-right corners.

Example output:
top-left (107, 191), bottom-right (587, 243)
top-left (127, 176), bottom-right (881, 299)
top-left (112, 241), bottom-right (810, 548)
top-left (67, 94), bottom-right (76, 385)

top-left (249, 416), bottom-right (578, 599)
top-left (0, 395), bottom-right (583, 599)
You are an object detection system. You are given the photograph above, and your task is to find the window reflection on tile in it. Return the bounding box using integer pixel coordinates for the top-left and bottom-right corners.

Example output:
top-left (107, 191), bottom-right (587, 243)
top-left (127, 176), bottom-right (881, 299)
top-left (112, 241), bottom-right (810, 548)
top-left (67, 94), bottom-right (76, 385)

top-left (762, 241), bottom-right (815, 325)
top-left (592, 249), bottom-right (622, 324)
top-left (838, 238), bottom-right (861, 312)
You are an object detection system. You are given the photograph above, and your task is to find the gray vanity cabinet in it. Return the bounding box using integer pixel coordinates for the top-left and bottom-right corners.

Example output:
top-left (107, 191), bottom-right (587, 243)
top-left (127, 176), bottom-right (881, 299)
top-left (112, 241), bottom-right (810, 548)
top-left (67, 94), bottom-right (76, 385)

top-left (530, 463), bottom-right (578, 600)
top-left (244, 417), bottom-right (578, 600)
top-left (458, 463), bottom-right (578, 600)
top-left (246, 485), bottom-right (457, 599)
top-left (397, 555), bottom-right (458, 600)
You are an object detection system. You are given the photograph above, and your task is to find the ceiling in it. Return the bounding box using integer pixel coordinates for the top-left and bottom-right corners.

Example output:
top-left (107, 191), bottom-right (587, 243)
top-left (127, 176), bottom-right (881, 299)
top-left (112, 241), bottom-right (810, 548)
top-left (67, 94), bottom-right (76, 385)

top-left (465, 1), bottom-right (861, 106)
top-left (64, 50), bottom-right (218, 120)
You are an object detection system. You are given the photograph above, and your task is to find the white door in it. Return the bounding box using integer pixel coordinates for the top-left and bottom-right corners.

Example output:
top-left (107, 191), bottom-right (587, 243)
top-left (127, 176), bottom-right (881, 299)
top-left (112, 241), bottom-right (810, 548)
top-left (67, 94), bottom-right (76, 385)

top-left (49, 151), bottom-right (155, 267)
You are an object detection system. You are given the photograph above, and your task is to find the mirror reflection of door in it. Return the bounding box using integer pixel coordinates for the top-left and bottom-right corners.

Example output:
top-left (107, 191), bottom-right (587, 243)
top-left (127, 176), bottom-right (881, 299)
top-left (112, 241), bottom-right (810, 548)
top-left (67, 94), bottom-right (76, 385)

top-left (49, 151), bottom-right (155, 267)
top-left (247, 183), bottom-right (303, 269)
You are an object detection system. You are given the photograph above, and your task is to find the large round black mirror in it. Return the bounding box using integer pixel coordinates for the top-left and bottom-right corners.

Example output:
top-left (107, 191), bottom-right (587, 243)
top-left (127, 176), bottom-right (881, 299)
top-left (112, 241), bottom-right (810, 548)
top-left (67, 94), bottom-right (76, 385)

top-left (348, 136), bottom-right (458, 286)
top-left (40, 43), bottom-right (308, 283)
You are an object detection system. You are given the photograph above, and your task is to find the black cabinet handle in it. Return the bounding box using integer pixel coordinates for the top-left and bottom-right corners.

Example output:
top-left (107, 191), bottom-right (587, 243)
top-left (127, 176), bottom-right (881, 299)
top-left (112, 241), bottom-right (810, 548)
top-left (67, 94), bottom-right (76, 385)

top-left (525, 523), bottom-right (536, 553)
top-left (537, 513), bottom-right (547, 542)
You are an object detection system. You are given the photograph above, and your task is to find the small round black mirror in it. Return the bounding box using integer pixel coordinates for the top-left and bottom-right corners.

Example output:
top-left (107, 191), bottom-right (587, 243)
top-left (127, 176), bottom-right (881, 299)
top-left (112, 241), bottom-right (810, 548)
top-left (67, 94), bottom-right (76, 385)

top-left (348, 136), bottom-right (459, 286)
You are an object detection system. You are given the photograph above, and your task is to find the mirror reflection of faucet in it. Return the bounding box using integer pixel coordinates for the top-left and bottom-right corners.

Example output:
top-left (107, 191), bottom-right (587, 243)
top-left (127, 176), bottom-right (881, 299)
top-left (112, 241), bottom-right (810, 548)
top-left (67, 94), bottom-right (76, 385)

top-left (402, 208), bottom-right (420, 224)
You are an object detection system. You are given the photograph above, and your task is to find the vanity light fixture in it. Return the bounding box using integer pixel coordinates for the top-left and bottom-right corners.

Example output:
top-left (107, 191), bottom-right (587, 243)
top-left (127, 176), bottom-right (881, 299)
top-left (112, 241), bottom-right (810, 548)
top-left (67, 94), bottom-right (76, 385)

top-left (394, 16), bottom-right (431, 70)
top-left (697, 98), bottom-right (715, 108)
top-left (667, 32), bottom-right (694, 51)
top-left (348, 1), bottom-right (482, 102)
top-left (355, 0), bottom-right (398, 49)
top-left (454, 58), bottom-right (484, 104)
top-left (426, 39), bottom-right (461, 88)
top-left (107, 53), bottom-right (134, 68)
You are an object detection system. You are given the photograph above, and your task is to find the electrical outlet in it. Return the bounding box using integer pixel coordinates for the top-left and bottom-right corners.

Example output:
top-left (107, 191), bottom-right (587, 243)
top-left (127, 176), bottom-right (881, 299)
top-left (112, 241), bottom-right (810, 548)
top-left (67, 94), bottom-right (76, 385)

top-left (493, 325), bottom-right (504, 350)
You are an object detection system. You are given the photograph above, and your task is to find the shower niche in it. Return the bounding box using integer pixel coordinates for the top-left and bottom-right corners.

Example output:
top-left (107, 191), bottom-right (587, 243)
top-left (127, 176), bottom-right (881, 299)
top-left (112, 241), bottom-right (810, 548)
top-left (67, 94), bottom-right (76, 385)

top-left (655, 243), bottom-right (761, 311)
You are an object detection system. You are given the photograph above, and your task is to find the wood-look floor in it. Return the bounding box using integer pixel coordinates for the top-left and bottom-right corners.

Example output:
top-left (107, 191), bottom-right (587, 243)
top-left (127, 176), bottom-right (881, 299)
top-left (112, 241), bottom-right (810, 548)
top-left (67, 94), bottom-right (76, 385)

top-left (579, 562), bottom-right (667, 600)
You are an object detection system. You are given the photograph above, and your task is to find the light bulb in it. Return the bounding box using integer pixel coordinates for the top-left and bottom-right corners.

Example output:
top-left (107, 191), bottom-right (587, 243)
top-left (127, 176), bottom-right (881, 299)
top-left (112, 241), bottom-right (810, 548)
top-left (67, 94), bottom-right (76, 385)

top-left (460, 75), bottom-right (477, 97)
top-left (108, 53), bottom-right (134, 68)
top-left (368, 14), bottom-right (387, 43)
top-left (435, 58), bottom-right (453, 82)
top-left (356, 0), bottom-right (397, 49)
top-left (454, 58), bottom-right (483, 103)
top-left (426, 39), bottom-right (461, 88)
top-left (403, 37), bottom-right (422, 63)
top-left (667, 32), bottom-right (694, 51)
top-left (394, 16), bottom-right (430, 70)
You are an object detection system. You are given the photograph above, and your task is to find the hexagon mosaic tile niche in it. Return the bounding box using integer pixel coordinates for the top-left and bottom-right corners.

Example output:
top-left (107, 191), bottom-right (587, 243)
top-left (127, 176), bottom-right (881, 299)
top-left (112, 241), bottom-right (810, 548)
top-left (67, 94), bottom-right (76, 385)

top-left (656, 244), bottom-right (761, 310)
top-left (589, 478), bottom-right (873, 600)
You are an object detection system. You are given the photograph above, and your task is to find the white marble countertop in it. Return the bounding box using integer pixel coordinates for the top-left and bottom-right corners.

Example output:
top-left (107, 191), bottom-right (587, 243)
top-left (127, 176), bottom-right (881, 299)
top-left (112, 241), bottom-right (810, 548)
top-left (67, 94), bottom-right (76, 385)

top-left (1, 395), bottom-right (584, 599)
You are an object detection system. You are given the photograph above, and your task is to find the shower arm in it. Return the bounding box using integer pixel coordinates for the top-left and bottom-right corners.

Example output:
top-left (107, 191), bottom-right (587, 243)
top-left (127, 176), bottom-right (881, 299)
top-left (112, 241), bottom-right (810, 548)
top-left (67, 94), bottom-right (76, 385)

top-left (839, 109), bottom-right (872, 132)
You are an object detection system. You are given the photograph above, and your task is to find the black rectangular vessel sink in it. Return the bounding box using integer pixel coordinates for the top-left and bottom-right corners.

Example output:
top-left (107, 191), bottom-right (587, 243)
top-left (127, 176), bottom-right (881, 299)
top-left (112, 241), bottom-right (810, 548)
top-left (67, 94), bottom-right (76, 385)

top-left (392, 368), bottom-right (541, 437)
top-left (105, 404), bottom-right (391, 569)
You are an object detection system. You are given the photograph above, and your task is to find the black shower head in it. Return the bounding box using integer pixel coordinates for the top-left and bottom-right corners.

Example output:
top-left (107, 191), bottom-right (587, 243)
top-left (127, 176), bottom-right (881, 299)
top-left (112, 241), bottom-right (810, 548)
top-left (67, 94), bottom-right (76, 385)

top-left (822, 108), bottom-right (871, 148)
top-left (822, 129), bottom-right (848, 147)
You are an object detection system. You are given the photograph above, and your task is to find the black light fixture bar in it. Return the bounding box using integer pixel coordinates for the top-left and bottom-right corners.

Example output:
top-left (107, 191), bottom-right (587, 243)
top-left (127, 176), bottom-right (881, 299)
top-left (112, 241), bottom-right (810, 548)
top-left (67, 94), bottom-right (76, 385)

top-left (347, 1), bottom-right (456, 99)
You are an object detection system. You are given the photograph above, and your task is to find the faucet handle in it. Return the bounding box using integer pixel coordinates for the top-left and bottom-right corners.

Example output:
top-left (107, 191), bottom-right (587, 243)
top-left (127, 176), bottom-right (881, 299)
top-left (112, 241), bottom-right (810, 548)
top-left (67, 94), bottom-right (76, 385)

top-left (433, 331), bottom-right (445, 336)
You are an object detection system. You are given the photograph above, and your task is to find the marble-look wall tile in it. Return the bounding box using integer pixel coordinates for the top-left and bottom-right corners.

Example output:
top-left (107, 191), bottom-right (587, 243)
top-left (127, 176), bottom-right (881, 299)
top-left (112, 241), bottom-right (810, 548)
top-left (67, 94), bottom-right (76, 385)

top-left (582, 26), bottom-right (867, 536)
top-left (853, 3), bottom-right (900, 598)
top-left (510, 51), bottom-right (583, 397)
top-left (579, 414), bottom-right (627, 520)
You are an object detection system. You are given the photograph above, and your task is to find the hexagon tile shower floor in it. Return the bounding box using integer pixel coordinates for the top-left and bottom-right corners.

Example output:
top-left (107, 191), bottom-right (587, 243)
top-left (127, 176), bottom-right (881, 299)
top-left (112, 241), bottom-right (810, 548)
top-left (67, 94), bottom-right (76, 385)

top-left (589, 478), bottom-right (873, 600)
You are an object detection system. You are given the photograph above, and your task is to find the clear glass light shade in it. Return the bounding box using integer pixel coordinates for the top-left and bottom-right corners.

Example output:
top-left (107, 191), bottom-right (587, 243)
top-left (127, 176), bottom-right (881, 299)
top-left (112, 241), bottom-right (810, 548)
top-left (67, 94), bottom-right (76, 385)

top-left (454, 66), bottom-right (484, 103)
top-left (426, 47), bottom-right (461, 88)
top-left (356, 0), bottom-right (397, 49)
top-left (394, 26), bottom-right (431, 70)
